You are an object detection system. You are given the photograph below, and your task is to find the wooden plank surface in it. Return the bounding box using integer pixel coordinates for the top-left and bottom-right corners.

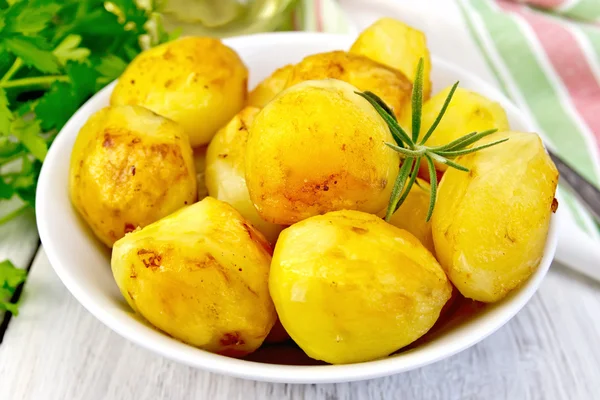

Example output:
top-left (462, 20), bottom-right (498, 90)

top-left (1, 250), bottom-right (599, 400)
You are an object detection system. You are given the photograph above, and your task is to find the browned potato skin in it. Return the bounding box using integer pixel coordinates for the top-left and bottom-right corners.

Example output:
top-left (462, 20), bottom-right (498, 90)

top-left (247, 65), bottom-right (294, 108)
top-left (285, 51), bottom-right (412, 119)
top-left (432, 131), bottom-right (558, 302)
top-left (111, 197), bottom-right (277, 357)
top-left (110, 37), bottom-right (248, 147)
top-left (245, 79), bottom-right (400, 225)
top-left (69, 105), bottom-right (197, 247)
top-left (269, 210), bottom-right (452, 364)
top-left (205, 106), bottom-right (283, 244)
top-left (350, 17), bottom-right (432, 99)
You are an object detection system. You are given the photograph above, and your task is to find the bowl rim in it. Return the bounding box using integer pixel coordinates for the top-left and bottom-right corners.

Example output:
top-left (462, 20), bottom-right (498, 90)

top-left (36, 31), bottom-right (559, 384)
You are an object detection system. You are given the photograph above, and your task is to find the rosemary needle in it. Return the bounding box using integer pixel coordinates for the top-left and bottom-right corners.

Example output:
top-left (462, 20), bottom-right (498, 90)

top-left (357, 58), bottom-right (508, 222)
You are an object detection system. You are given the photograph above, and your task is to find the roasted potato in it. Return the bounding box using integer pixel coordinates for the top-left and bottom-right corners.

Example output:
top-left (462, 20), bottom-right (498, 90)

top-left (432, 131), bottom-right (558, 302)
top-left (269, 210), bottom-right (452, 364)
top-left (247, 64), bottom-right (294, 108)
top-left (111, 197), bottom-right (276, 357)
top-left (350, 18), bottom-right (432, 99)
top-left (285, 51), bottom-right (412, 119)
top-left (193, 146), bottom-right (209, 200)
top-left (388, 179), bottom-right (435, 254)
top-left (205, 106), bottom-right (283, 243)
top-left (111, 37), bottom-right (248, 147)
top-left (245, 79), bottom-right (400, 225)
top-left (69, 105), bottom-right (196, 247)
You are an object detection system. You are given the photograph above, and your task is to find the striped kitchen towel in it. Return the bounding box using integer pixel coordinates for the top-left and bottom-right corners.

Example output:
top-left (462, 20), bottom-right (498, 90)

top-left (283, 0), bottom-right (600, 267)
top-left (458, 0), bottom-right (600, 240)
top-left (518, 0), bottom-right (600, 22)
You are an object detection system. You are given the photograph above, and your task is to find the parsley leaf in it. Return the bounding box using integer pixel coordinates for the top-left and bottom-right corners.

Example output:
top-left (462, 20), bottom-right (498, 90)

top-left (122, 44), bottom-right (137, 61)
top-left (3, 36), bottom-right (61, 74)
top-left (13, 157), bottom-right (40, 206)
top-left (3, 0), bottom-right (62, 34)
top-left (0, 43), bottom-right (14, 75)
top-left (35, 63), bottom-right (97, 131)
top-left (34, 82), bottom-right (77, 131)
top-left (0, 259), bottom-right (27, 315)
top-left (0, 137), bottom-right (22, 158)
top-left (10, 118), bottom-right (46, 161)
top-left (52, 35), bottom-right (91, 66)
top-left (67, 62), bottom-right (97, 99)
top-left (68, 8), bottom-right (124, 36)
top-left (0, 178), bottom-right (14, 199)
top-left (0, 88), bottom-right (12, 135)
top-left (96, 55), bottom-right (128, 83)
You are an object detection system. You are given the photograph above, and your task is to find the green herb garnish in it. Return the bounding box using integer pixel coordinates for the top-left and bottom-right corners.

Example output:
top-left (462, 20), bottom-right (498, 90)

top-left (357, 58), bottom-right (508, 222)
top-left (0, 260), bottom-right (27, 315)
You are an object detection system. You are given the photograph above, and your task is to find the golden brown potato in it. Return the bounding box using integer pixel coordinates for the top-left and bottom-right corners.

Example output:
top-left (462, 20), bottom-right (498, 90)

top-left (111, 37), bottom-right (248, 147)
top-left (193, 146), bottom-right (209, 200)
top-left (247, 64), bottom-right (294, 108)
top-left (432, 131), bottom-right (558, 302)
top-left (269, 210), bottom-right (452, 364)
top-left (285, 51), bottom-right (412, 119)
top-left (350, 18), bottom-right (432, 99)
top-left (69, 105), bottom-right (197, 247)
top-left (245, 79), bottom-right (400, 225)
top-left (111, 197), bottom-right (276, 357)
top-left (388, 178), bottom-right (435, 254)
top-left (205, 106), bottom-right (283, 243)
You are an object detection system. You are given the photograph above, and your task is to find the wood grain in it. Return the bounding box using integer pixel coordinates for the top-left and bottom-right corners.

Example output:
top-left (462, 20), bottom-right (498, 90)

top-left (1, 250), bottom-right (599, 400)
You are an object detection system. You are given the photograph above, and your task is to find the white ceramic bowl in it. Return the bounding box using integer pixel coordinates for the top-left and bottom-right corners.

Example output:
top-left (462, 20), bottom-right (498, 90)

top-left (36, 33), bottom-right (559, 384)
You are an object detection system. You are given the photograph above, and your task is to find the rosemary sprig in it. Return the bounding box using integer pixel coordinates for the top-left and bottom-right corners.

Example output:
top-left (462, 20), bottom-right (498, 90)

top-left (357, 58), bottom-right (508, 222)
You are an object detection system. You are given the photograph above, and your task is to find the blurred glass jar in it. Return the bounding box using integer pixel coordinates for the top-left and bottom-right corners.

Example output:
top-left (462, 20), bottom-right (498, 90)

top-left (156, 0), bottom-right (298, 37)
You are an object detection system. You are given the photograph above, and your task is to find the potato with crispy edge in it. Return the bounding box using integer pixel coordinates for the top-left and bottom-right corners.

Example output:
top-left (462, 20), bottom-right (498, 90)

top-left (269, 210), bottom-right (452, 364)
top-left (245, 79), bottom-right (400, 225)
top-left (111, 37), bottom-right (248, 147)
top-left (432, 131), bottom-right (558, 302)
top-left (247, 64), bottom-right (294, 108)
top-left (69, 105), bottom-right (196, 247)
top-left (205, 106), bottom-right (283, 243)
top-left (350, 18), bottom-right (432, 99)
top-left (285, 51), bottom-right (412, 119)
top-left (111, 197), bottom-right (277, 357)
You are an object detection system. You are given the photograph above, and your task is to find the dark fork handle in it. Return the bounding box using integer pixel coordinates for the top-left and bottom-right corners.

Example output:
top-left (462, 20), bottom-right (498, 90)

top-left (548, 150), bottom-right (600, 223)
